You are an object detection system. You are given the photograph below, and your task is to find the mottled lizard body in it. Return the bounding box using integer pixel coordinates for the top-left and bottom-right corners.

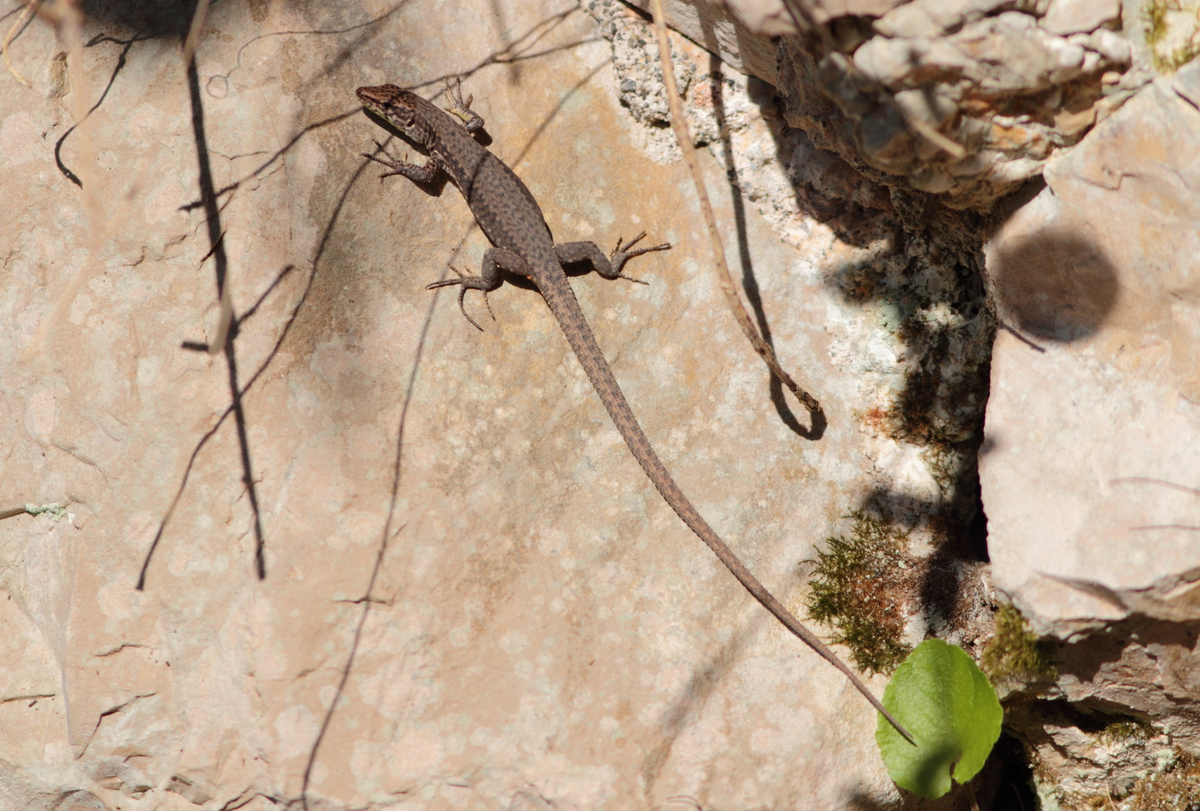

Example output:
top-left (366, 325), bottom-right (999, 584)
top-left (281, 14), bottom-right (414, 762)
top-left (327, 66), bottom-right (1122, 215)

top-left (356, 83), bottom-right (911, 741)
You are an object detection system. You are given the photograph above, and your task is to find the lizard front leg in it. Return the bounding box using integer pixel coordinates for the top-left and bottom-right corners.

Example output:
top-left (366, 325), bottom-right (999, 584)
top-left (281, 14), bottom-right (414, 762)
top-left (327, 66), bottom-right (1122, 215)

top-left (554, 231), bottom-right (671, 284)
top-left (362, 139), bottom-right (443, 184)
top-left (426, 247), bottom-right (530, 331)
top-left (443, 78), bottom-right (485, 134)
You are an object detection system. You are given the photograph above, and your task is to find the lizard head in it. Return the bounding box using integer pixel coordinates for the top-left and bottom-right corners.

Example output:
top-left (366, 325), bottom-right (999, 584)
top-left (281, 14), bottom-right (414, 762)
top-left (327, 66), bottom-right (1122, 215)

top-left (356, 84), bottom-right (427, 143)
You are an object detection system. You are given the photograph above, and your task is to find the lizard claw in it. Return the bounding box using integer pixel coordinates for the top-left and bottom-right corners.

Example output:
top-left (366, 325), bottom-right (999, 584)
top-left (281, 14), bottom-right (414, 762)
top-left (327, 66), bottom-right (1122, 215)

top-left (609, 232), bottom-right (671, 284)
top-left (612, 232), bottom-right (645, 254)
top-left (445, 77), bottom-right (473, 112)
top-left (363, 139), bottom-right (410, 179)
top-left (426, 265), bottom-right (495, 331)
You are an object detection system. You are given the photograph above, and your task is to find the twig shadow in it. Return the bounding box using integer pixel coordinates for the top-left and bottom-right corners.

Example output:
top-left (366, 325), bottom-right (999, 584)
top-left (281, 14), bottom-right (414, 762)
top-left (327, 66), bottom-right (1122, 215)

top-left (138, 90), bottom-right (373, 590)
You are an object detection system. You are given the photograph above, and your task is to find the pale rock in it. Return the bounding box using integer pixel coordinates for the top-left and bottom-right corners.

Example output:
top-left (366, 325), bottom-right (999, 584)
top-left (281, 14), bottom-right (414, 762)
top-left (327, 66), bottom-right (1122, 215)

top-left (873, 0), bottom-right (1014, 39)
top-left (1088, 28), bottom-right (1133, 65)
top-left (851, 34), bottom-right (979, 90)
top-left (981, 65), bottom-right (1200, 809)
top-left (982, 74), bottom-right (1200, 635)
top-left (852, 35), bottom-right (934, 87)
top-left (951, 13), bottom-right (1086, 93)
top-left (620, 0), bottom-right (780, 82)
top-left (720, 0), bottom-right (799, 37)
top-left (894, 85), bottom-right (960, 128)
top-left (1042, 0), bottom-right (1122, 35)
top-left (0, 0), bottom-right (920, 809)
top-left (805, 0), bottom-right (908, 23)
top-left (1173, 55), bottom-right (1200, 109)
top-left (625, 0), bottom-right (1144, 211)
top-left (849, 13), bottom-right (1093, 115)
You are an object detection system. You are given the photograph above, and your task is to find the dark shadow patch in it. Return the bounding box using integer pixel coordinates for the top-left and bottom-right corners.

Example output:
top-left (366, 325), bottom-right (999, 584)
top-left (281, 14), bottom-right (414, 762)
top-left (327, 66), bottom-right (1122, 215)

top-left (1046, 614), bottom-right (1200, 688)
top-left (841, 731), bottom-right (1032, 809)
top-left (988, 229), bottom-right (1120, 342)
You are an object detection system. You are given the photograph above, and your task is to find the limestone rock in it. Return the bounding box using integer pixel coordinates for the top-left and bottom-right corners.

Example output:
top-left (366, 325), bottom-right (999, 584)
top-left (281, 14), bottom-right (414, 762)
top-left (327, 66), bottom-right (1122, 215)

top-left (873, 0), bottom-right (1019, 39)
top-left (776, 0), bottom-right (1150, 210)
top-left (982, 69), bottom-right (1200, 636)
top-left (618, 0), bottom-right (782, 84)
top-left (981, 63), bottom-right (1200, 806)
top-left (1, 0), bottom-right (941, 809)
top-left (599, 0), bottom-right (1151, 212)
top-left (1042, 0), bottom-right (1123, 36)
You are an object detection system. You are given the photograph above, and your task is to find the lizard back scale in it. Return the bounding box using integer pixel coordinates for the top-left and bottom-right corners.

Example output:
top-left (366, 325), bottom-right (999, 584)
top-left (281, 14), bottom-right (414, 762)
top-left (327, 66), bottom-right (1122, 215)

top-left (356, 82), bottom-right (913, 743)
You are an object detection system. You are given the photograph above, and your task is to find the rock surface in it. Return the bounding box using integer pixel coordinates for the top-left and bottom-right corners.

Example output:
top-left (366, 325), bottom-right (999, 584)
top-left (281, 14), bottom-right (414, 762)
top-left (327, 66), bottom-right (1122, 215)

top-left (982, 64), bottom-right (1200, 637)
top-left (9, 0), bottom-right (1194, 806)
top-left (979, 61), bottom-right (1200, 807)
top-left (632, 0), bottom-right (1155, 210)
top-left (0, 1), bottom-right (984, 809)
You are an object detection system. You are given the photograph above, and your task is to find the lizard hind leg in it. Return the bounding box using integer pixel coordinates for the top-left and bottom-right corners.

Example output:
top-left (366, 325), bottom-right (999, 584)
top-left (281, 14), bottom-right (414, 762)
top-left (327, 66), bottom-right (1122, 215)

top-left (426, 266), bottom-right (496, 331)
top-left (553, 233), bottom-right (670, 286)
top-left (610, 232), bottom-right (671, 281)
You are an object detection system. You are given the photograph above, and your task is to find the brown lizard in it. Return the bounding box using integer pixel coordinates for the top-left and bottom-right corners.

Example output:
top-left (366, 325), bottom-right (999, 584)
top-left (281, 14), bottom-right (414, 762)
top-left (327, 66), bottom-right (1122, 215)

top-left (356, 81), bottom-right (913, 743)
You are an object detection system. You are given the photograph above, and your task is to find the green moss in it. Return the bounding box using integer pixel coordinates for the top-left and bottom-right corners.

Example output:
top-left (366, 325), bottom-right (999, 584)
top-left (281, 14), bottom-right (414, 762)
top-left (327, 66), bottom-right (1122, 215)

top-left (805, 512), bottom-right (912, 675)
top-left (980, 604), bottom-right (1056, 686)
top-left (1143, 0), bottom-right (1200, 72)
top-left (1098, 720), bottom-right (1158, 746)
top-left (1129, 749), bottom-right (1200, 811)
top-left (1145, 0), bottom-right (1169, 46)
top-left (25, 503), bottom-right (66, 522)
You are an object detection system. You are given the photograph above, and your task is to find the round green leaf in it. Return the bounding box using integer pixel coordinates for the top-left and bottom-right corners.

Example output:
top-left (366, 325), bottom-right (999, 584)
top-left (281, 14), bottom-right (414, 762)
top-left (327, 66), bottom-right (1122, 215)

top-left (875, 639), bottom-right (1003, 798)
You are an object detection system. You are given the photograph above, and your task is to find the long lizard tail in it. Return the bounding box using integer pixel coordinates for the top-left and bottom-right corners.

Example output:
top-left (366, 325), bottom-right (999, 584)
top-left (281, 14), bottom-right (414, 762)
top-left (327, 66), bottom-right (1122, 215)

top-left (538, 272), bottom-right (914, 745)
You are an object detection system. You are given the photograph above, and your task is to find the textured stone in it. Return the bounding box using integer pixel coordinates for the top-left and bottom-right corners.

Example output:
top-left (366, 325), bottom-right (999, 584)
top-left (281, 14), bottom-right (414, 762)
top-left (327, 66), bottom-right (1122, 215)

top-left (980, 66), bottom-right (1200, 811)
top-left (779, 2), bottom-right (1147, 210)
top-left (872, 0), bottom-right (1014, 39)
top-left (1042, 0), bottom-right (1122, 35)
top-left (0, 1), bottom-right (966, 809)
top-left (952, 12), bottom-right (1087, 93)
top-left (721, 0), bottom-right (802, 37)
top-left (620, 0), bottom-right (781, 83)
top-left (982, 74), bottom-right (1200, 638)
top-left (1088, 28), bottom-right (1133, 65)
top-left (1173, 55), bottom-right (1200, 109)
top-left (806, 0), bottom-right (909, 23)
top-left (608, 0), bottom-right (1148, 212)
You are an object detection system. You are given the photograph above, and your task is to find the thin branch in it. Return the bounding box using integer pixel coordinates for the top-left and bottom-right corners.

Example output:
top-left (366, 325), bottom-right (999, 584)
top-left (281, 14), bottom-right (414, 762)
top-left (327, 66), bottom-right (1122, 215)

top-left (647, 0), bottom-right (821, 414)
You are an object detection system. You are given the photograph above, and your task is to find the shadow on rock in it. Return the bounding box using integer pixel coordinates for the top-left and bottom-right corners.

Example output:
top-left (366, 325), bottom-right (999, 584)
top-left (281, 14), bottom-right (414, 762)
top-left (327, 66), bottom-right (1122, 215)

top-left (988, 229), bottom-right (1120, 343)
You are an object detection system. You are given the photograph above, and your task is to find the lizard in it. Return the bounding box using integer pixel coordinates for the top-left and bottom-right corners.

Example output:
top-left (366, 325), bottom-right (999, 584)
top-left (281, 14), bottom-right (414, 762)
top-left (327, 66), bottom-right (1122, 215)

top-left (355, 81), bottom-right (913, 744)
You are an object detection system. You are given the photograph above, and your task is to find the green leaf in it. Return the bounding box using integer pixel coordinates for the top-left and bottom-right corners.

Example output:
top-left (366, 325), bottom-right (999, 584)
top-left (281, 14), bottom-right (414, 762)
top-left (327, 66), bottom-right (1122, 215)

top-left (875, 639), bottom-right (1003, 798)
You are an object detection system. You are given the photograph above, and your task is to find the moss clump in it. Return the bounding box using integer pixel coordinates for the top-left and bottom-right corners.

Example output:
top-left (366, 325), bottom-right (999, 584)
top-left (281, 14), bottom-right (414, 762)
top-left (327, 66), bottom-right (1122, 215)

top-left (1143, 0), bottom-right (1200, 72)
top-left (1129, 749), bottom-right (1200, 811)
top-left (805, 512), bottom-right (912, 675)
top-left (1145, 0), bottom-right (1169, 46)
top-left (980, 603), bottom-right (1056, 686)
top-left (1098, 720), bottom-right (1158, 746)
